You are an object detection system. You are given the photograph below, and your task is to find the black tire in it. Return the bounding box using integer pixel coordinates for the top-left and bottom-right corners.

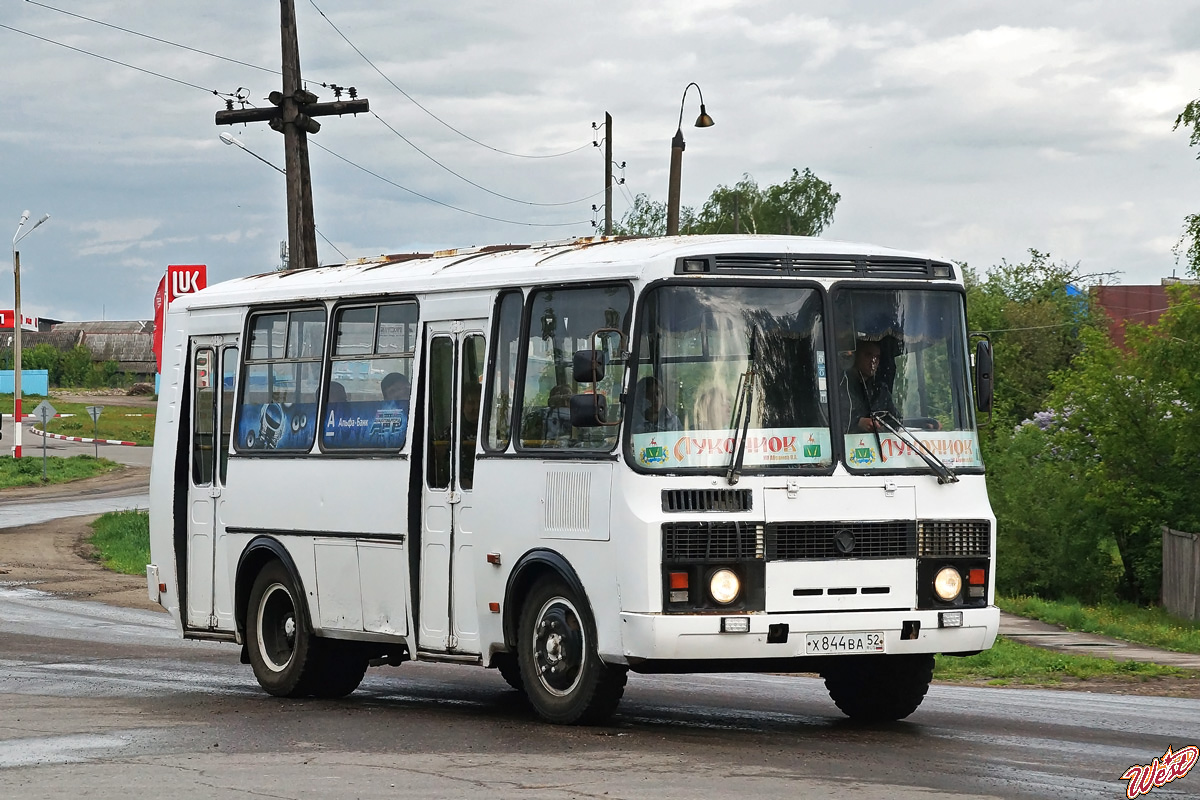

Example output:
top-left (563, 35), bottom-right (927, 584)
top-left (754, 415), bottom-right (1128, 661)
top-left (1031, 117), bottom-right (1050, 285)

top-left (821, 654), bottom-right (934, 722)
top-left (245, 560), bottom-right (322, 697)
top-left (308, 643), bottom-right (369, 699)
top-left (516, 579), bottom-right (627, 725)
top-left (494, 653), bottom-right (525, 694)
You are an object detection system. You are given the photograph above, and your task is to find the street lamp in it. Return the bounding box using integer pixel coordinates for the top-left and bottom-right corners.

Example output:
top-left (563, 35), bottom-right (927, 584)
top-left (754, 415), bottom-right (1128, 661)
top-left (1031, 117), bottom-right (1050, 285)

top-left (220, 132), bottom-right (286, 175)
top-left (11, 210), bottom-right (50, 458)
top-left (666, 82), bottom-right (715, 236)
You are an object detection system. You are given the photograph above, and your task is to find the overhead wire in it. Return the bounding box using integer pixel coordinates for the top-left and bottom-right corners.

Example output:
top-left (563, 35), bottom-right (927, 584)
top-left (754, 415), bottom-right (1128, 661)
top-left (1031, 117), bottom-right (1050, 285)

top-left (18, 2), bottom-right (602, 210)
top-left (371, 112), bottom-right (603, 207)
top-left (307, 0), bottom-right (591, 160)
top-left (309, 141), bottom-right (591, 228)
top-left (0, 22), bottom-right (235, 97)
top-left (2, 19), bottom-right (591, 229)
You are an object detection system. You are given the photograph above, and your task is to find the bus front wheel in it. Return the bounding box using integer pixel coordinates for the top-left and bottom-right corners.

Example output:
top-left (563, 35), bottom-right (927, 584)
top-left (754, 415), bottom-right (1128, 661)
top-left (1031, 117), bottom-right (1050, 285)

top-left (820, 653), bottom-right (934, 722)
top-left (517, 579), bottom-right (627, 724)
top-left (246, 560), bottom-right (322, 697)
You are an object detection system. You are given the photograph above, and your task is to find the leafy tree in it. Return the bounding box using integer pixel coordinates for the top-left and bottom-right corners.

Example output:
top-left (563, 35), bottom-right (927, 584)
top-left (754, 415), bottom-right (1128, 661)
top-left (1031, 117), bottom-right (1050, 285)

top-left (614, 167), bottom-right (839, 237)
top-left (1174, 97), bottom-right (1200, 276)
top-left (964, 249), bottom-right (1111, 428)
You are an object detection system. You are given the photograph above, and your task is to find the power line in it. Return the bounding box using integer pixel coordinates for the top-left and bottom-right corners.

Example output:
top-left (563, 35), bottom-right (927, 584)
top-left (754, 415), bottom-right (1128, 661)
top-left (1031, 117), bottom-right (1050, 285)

top-left (25, 1), bottom-right (279, 78)
top-left (0, 22), bottom-right (236, 96)
top-left (309, 141), bottom-right (591, 228)
top-left (307, 0), bottom-right (591, 160)
top-left (371, 112), bottom-right (602, 207)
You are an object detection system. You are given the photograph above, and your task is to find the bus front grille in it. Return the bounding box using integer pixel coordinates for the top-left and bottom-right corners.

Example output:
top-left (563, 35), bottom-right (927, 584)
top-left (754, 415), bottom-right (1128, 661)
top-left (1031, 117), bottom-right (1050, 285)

top-left (661, 489), bottom-right (752, 513)
top-left (766, 521), bottom-right (916, 560)
top-left (662, 522), bottom-right (763, 562)
top-left (917, 520), bottom-right (990, 557)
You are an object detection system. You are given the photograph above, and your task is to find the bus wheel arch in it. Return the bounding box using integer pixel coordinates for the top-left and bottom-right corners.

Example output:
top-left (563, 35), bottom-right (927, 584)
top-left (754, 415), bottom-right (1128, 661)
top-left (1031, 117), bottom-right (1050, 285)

top-left (502, 549), bottom-right (591, 650)
top-left (234, 536), bottom-right (304, 643)
top-left (504, 551), bottom-right (627, 724)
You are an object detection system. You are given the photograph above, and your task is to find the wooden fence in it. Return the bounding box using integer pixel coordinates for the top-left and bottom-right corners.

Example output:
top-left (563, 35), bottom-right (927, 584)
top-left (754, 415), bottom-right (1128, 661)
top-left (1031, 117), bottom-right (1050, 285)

top-left (1163, 527), bottom-right (1200, 621)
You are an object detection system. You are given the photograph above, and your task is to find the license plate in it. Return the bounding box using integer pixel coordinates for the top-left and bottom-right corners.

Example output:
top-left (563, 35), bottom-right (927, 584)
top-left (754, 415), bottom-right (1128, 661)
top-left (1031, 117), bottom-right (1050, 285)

top-left (805, 631), bottom-right (885, 655)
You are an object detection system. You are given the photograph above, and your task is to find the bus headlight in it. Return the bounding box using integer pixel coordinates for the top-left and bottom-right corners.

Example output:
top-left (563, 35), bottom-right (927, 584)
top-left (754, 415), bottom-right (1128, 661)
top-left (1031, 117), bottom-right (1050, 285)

top-left (709, 569), bottom-right (741, 605)
top-left (933, 566), bottom-right (963, 601)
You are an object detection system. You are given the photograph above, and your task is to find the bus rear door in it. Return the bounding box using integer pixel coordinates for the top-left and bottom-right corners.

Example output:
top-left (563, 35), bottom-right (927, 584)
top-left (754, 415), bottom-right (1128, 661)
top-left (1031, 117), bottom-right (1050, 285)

top-left (185, 337), bottom-right (238, 630)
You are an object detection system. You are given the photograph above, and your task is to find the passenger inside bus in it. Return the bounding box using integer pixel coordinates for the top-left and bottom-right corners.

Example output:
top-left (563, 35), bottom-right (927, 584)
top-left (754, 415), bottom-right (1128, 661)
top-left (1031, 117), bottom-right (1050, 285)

top-left (381, 372), bottom-right (410, 404)
top-left (840, 339), bottom-right (898, 433)
top-left (633, 376), bottom-right (681, 434)
top-left (329, 381), bottom-right (347, 404)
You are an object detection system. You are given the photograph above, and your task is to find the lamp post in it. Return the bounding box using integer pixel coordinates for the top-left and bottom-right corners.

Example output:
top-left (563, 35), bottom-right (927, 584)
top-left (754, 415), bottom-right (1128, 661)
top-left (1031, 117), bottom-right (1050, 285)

top-left (11, 210), bottom-right (50, 458)
top-left (666, 82), bottom-right (715, 236)
top-left (220, 132), bottom-right (286, 175)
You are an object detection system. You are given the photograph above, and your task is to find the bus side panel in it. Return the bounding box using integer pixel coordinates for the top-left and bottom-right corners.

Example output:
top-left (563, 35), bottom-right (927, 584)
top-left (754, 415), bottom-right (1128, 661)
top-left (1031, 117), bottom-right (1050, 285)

top-left (219, 457), bottom-right (411, 638)
top-left (471, 458), bottom-right (624, 663)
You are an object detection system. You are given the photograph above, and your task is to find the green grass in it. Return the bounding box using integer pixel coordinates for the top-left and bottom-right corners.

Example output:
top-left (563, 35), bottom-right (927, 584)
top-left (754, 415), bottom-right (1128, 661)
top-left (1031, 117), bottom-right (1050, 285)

top-left (1000, 595), bottom-right (1200, 654)
top-left (0, 454), bottom-right (122, 488)
top-left (934, 636), bottom-right (1194, 685)
top-left (89, 510), bottom-right (151, 575)
top-left (0, 394), bottom-right (156, 446)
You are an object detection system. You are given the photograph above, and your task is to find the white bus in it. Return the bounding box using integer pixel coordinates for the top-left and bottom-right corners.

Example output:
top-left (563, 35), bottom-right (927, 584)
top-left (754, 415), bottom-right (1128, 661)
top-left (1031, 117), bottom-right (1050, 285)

top-left (147, 234), bottom-right (998, 724)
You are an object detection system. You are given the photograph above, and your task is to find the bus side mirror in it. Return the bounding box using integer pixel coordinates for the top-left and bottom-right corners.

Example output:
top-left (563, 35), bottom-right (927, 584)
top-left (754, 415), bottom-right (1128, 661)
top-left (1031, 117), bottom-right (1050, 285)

top-left (573, 350), bottom-right (606, 383)
top-left (571, 393), bottom-right (611, 427)
top-left (974, 338), bottom-right (994, 414)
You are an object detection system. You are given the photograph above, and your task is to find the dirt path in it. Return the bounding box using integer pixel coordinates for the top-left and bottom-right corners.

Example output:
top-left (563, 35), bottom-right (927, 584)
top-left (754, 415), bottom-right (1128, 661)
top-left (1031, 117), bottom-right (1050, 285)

top-left (0, 514), bottom-right (162, 612)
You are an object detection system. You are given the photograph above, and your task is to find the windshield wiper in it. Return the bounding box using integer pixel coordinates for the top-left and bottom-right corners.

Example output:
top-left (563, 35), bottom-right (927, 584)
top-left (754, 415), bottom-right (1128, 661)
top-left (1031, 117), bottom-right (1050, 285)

top-left (871, 412), bottom-right (959, 484)
top-left (725, 360), bottom-right (757, 486)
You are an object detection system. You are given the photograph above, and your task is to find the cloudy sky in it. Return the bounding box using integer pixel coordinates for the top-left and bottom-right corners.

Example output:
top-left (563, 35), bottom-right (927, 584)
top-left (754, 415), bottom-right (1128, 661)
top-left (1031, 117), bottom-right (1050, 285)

top-left (2, 0), bottom-right (1198, 321)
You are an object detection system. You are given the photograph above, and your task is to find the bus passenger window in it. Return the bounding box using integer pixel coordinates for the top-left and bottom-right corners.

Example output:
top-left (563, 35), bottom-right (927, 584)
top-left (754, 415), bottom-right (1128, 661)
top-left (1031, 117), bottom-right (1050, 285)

top-left (484, 291), bottom-right (522, 452)
top-left (236, 309), bottom-right (325, 452)
top-left (459, 334), bottom-right (485, 489)
top-left (323, 301), bottom-right (418, 452)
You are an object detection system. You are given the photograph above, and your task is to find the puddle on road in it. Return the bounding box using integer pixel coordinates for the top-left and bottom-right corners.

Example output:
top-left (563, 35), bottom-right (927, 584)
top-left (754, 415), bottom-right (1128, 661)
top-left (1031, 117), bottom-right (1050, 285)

top-left (0, 732), bottom-right (132, 768)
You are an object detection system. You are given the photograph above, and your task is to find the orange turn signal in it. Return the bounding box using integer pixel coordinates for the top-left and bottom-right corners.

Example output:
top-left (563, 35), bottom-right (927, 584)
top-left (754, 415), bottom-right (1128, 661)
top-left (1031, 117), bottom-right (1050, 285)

top-left (669, 572), bottom-right (689, 590)
top-left (968, 569), bottom-right (985, 586)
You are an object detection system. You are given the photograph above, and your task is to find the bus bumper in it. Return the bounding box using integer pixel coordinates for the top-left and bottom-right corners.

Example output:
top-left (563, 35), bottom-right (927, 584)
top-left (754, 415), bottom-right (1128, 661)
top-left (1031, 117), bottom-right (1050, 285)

top-left (618, 606), bottom-right (999, 662)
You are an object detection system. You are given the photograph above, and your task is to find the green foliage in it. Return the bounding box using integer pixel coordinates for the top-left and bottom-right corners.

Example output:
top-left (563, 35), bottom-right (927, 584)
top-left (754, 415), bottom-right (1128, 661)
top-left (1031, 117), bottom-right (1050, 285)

top-left (0, 343), bottom-right (128, 388)
top-left (1000, 596), bottom-right (1200, 654)
top-left (1174, 98), bottom-right (1200, 277)
top-left (614, 167), bottom-right (839, 237)
top-left (964, 249), bottom-right (1109, 427)
top-left (89, 509), bottom-right (150, 575)
top-left (933, 636), bottom-right (1191, 684)
top-left (0, 454), bottom-right (121, 488)
top-left (983, 279), bottom-right (1200, 605)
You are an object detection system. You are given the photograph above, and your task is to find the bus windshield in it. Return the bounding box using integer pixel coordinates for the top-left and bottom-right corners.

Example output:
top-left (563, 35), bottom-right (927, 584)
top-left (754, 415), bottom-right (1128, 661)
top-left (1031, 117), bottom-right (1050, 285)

top-left (831, 287), bottom-right (982, 472)
top-left (628, 284), bottom-right (831, 472)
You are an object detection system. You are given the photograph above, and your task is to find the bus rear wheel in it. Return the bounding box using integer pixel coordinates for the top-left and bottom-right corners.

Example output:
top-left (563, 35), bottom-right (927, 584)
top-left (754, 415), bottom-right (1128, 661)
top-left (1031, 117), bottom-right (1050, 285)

top-left (246, 561), bottom-right (322, 697)
top-left (517, 579), bottom-right (627, 725)
top-left (820, 654), bottom-right (934, 722)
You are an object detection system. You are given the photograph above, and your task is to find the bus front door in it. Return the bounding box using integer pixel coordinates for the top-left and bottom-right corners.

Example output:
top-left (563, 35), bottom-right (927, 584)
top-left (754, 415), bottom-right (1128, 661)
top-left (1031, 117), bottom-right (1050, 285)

top-left (184, 337), bottom-right (238, 630)
top-left (418, 321), bottom-right (486, 654)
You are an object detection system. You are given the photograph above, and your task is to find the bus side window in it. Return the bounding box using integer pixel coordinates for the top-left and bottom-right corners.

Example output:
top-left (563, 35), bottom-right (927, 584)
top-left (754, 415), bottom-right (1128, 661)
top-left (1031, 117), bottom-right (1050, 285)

top-left (483, 290), bottom-right (522, 452)
top-left (517, 285), bottom-right (631, 451)
top-left (235, 308), bottom-right (325, 452)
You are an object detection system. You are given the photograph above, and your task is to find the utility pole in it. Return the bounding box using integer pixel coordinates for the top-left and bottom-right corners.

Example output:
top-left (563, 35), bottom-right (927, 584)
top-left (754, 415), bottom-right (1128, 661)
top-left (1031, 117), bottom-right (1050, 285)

top-left (214, 0), bottom-right (368, 270)
top-left (604, 112), bottom-right (613, 236)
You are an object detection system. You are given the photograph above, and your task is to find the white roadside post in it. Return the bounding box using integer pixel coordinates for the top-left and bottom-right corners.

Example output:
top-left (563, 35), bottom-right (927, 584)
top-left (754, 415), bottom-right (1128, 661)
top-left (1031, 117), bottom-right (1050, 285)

top-left (85, 405), bottom-right (103, 458)
top-left (31, 398), bottom-right (55, 483)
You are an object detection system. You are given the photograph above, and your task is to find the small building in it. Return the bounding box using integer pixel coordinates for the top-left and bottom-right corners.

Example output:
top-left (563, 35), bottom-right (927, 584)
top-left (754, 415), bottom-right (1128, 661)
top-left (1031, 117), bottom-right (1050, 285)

top-left (1091, 277), bottom-right (1199, 351)
top-left (14, 320), bottom-right (156, 382)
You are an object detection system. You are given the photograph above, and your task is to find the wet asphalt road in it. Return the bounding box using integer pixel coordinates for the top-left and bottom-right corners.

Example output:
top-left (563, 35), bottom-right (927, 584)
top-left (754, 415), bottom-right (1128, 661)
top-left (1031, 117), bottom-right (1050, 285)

top-left (1, 430), bottom-right (1197, 798)
top-left (1, 587), bottom-right (1198, 799)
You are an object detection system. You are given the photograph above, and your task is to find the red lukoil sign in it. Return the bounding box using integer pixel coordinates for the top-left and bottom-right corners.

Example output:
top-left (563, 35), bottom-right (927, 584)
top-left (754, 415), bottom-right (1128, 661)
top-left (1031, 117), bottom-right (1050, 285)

top-left (153, 264), bottom-right (207, 373)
